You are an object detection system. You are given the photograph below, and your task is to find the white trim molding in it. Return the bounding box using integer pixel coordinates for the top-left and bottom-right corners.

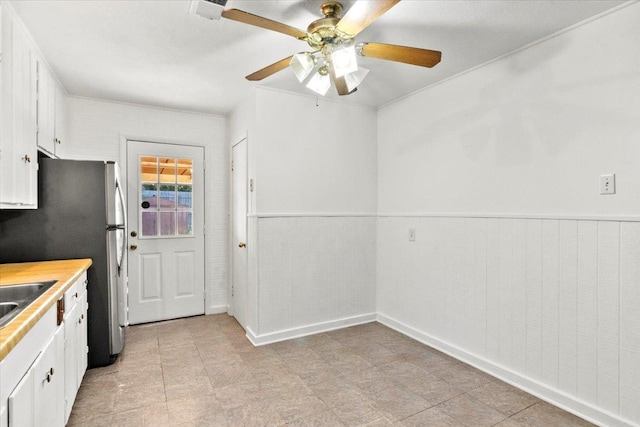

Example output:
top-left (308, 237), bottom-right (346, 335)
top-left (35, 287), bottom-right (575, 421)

top-left (205, 304), bottom-right (228, 315)
top-left (246, 313), bottom-right (377, 346)
top-left (249, 212), bottom-right (640, 222)
top-left (249, 213), bottom-right (378, 218)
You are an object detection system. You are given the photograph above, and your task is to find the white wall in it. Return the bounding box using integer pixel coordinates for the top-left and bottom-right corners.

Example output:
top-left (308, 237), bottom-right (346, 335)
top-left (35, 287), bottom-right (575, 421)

top-left (377, 4), bottom-right (640, 427)
top-left (378, 4), bottom-right (640, 218)
top-left (255, 88), bottom-right (377, 214)
top-left (65, 96), bottom-right (229, 314)
top-left (231, 88), bottom-right (378, 343)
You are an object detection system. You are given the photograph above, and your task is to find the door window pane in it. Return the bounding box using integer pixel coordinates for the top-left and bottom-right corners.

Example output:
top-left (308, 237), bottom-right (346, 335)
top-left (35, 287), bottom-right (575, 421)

top-left (160, 212), bottom-right (176, 236)
top-left (158, 184), bottom-right (176, 210)
top-left (177, 212), bottom-right (193, 235)
top-left (141, 212), bottom-right (157, 236)
top-left (159, 158), bottom-right (177, 183)
top-left (177, 184), bottom-right (192, 209)
top-left (139, 156), bottom-right (195, 238)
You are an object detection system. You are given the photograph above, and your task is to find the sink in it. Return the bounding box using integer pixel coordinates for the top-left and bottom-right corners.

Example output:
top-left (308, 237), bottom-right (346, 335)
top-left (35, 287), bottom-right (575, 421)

top-left (0, 302), bottom-right (19, 317)
top-left (0, 280), bottom-right (57, 328)
top-left (0, 283), bottom-right (53, 302)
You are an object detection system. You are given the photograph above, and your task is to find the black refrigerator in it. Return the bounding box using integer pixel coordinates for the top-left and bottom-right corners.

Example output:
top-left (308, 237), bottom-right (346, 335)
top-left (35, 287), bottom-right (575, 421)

top-left (0, 158), bottom-right (126, 368)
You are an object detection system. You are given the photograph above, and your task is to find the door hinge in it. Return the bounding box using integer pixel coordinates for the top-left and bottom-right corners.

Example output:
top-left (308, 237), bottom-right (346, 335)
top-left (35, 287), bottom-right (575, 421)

top-left (231, 160), bottom-right (234, 171)
top-left (231, 284), bottom-right (234, 298)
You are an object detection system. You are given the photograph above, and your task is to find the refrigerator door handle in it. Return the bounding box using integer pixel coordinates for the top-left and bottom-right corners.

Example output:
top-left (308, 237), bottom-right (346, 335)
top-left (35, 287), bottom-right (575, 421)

top-left (116, 177), bottom-right (126, 228)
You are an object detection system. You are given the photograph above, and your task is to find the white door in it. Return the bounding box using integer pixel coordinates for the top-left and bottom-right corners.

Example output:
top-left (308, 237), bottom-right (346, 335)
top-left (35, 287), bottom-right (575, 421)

top-left (127, 141), bottom-right (205, 324)
top-left (232, 138), bottom-right (248, 329)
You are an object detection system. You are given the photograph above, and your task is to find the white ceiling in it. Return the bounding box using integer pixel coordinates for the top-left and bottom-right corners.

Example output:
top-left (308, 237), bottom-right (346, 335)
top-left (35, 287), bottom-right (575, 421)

top-left (10, 0), bottom-right (625, 116)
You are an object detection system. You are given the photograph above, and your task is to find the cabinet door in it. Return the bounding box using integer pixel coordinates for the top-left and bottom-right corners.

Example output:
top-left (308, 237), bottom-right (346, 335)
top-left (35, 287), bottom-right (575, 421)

top-left (33, 326), bottom-right (64, 427)
top-left (63, 300), bottom-right (79, 423)
top-left (0, 8), bottom-right (37, 208)
top-left (53, 84), bottom-right (67, 158)
top-left (8, 327), bottom-right (64, 427)
top-left (36, 60), bottom-right (55, 155)
top-left (7, 365), bottom-right (35, 427)
top-left (77, 290), bottom-right (88, 385)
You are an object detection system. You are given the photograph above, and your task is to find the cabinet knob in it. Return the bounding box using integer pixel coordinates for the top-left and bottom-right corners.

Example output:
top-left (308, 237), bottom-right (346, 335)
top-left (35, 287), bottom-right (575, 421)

top-left (55, 138), bottom-right (61, 144)
top-left (22, 154), bottom-right (31, 163)
top-left (74, 292), bottom-right (78, 298)
top-left (45, 368), bottom-right (53, 383)
top-left (130, 244), bottom-right (138, 250)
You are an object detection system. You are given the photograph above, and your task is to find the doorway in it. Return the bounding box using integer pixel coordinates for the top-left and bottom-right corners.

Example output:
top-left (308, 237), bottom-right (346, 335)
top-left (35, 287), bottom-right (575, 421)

top-left (126, 140), bottom-right (205, 324)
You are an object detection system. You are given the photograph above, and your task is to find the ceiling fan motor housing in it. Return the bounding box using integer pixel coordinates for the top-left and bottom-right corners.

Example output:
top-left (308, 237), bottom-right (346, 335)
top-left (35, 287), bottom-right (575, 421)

top-left (307, 2), bottom-right (353, 50)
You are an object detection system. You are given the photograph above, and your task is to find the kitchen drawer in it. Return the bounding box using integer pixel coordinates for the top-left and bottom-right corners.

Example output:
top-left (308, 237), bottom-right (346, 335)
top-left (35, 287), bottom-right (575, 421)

top-left (63, 272), bottom-right (87, 315)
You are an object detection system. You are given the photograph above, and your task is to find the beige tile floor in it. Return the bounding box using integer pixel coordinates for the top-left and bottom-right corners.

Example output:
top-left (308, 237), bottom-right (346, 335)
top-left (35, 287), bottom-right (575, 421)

top-left (68, 315), bottom-right (595, 426)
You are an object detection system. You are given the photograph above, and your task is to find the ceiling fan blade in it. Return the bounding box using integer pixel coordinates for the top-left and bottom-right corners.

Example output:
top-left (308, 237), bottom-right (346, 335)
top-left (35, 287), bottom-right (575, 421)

top-left (336, 0), bottom-right (400, 36)
top-left (222, 9), bottom-right (308, 40)
top-left (246, 56), bottom-right (293, 81)
top-left (359, 42), bottom-right (442, 68)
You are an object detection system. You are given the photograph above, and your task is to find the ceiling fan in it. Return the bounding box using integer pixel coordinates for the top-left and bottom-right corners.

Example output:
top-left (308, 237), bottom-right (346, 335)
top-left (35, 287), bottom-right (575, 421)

top-left (220, 0), bottom-right (442, 96)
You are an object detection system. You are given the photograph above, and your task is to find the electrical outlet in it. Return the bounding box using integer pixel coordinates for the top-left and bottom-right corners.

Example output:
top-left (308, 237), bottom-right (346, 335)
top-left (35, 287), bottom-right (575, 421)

top-left (600, 174), bottom-right (615, 195)
top-left (408, 228), bottom-right (416, 242)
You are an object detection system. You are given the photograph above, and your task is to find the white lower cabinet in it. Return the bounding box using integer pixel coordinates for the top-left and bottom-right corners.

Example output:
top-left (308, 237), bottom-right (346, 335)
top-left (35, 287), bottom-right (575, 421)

top-left (8, 326), bottom-right (64, 427)
top-left (63, 275), bottom-right (88, 423)
top-left (63, 299), bottom-right (79, 423)
top-left (0, 272), bottom-right (88, 427)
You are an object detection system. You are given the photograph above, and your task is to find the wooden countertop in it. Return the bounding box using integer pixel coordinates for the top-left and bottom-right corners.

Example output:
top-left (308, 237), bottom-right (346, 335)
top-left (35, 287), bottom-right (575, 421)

top-left (0, 259), bottom-right (92, 361)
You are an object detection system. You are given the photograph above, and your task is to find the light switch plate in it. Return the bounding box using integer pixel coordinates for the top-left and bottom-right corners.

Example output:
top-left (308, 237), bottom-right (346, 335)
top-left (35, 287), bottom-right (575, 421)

top-left (600, 174), bottom-right (615, 195)
top-left (408, 228), bottom-right (416, 242)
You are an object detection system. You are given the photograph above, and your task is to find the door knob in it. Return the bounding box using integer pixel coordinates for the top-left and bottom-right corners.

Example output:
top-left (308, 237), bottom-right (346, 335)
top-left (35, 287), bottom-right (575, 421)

top-left (130, 231), bottom-right (138, 237)
top-left (130, 244), bottom-right (138, 250)
top-left (238, 242), bottom-right (246, 248)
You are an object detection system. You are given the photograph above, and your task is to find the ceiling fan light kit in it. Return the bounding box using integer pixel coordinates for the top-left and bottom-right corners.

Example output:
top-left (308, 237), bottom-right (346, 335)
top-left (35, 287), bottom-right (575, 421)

top-left (220, 0), bottom-right (441, 96)
top-left (344, 67), bottom-right (370, 93)
top-left (290, 52), bottom-right (317, 83)
top-left (189, 0), bottom-right (228, 20)
top-left (306, 67), bottom-right (332, 96)
top-left (331, 45), bottom-right (359, 78)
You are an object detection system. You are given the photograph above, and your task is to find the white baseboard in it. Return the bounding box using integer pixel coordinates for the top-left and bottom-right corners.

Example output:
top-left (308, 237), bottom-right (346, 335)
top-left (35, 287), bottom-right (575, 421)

top-left (246, 313), bottom-right (377, 346)
top-left (377, 313), bottom-right (637, 427)
top-left (205, 305), bottom-right (228, 315)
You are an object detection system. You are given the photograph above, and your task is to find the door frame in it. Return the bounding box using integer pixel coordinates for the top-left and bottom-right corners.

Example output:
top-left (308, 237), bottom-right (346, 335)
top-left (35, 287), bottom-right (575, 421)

top-left (119, 135), bottom-right (208, 324)
top-left (229, 133), bottom-right (248, 319)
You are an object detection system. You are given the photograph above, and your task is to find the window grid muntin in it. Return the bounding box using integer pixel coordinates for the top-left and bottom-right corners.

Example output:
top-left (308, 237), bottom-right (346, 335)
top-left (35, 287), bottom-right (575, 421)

top-left (139, 155), bottom-right (193, 238)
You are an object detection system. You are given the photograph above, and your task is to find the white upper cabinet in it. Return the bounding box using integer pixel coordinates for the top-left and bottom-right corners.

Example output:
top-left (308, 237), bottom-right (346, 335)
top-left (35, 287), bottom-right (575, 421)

top-left (0, 3), bottom-right (38, 209)
top-left (36, 61), bottom-right (67, 158)
top-left (53, 83), bottom-right (68, 157)
top-left (1, 2), bottom-right (68, 209)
